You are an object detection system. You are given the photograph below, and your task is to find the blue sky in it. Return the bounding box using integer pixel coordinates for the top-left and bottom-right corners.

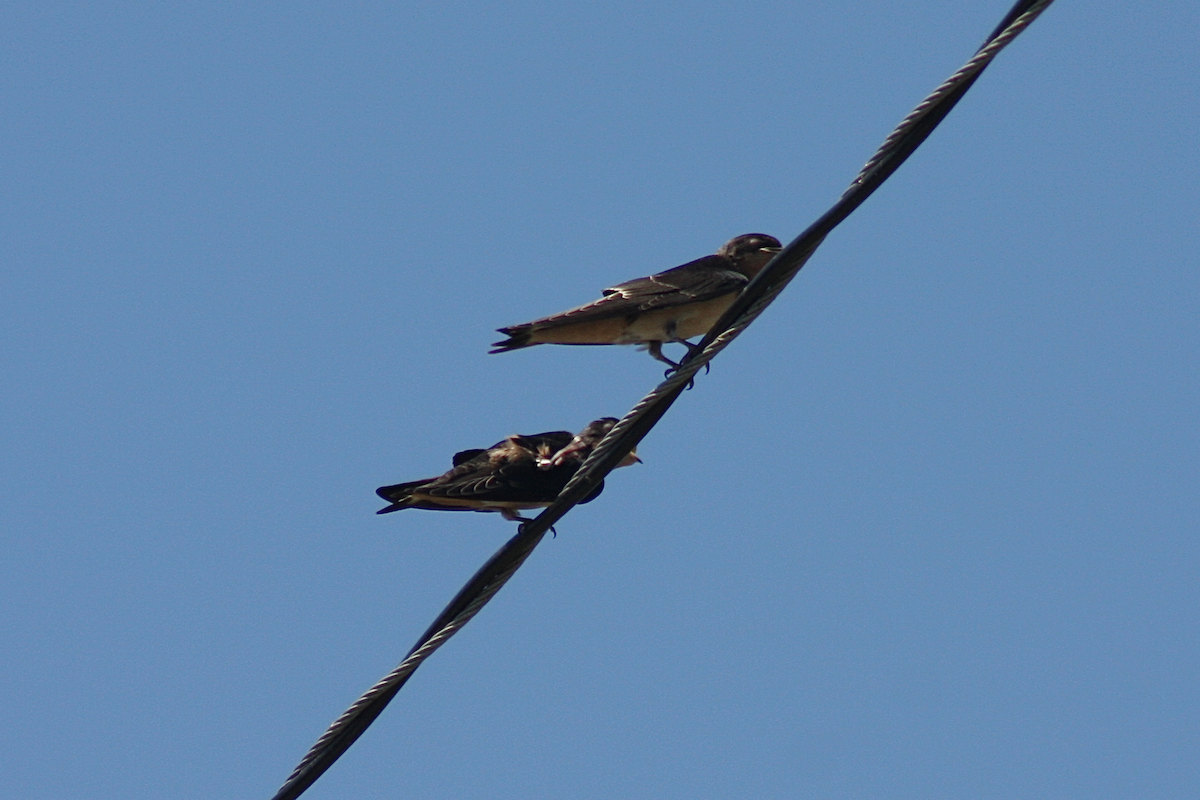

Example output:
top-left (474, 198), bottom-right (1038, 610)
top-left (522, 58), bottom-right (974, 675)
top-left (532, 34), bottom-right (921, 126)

top-left (3, 2), bottom-right (1198, 798)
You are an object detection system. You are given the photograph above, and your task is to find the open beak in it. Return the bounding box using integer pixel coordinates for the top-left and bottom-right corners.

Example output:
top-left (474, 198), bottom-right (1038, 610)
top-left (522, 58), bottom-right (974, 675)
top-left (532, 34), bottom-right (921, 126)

top-left (618, 448), bottom-right (641, 468)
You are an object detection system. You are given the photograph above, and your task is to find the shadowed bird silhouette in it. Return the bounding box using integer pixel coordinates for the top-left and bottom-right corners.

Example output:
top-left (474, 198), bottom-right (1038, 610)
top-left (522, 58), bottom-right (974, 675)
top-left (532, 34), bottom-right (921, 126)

top-left (376, 418), bottom-right (640, 521)
top-left (491, 234), bottom-right (781, 368)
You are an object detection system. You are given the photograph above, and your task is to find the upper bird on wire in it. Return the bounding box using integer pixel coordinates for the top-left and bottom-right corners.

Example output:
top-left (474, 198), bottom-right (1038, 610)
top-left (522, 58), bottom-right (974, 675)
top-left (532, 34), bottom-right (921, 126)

top-left (491, 233), bottom-right (781, 368)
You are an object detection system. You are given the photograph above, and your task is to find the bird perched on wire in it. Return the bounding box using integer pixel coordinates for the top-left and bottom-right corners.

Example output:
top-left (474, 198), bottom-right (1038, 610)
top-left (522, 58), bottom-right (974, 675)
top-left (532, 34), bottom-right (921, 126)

top-left (491, 233), bottom-right (781, 368)
top-left (376, 418), bottom-right (640, 521)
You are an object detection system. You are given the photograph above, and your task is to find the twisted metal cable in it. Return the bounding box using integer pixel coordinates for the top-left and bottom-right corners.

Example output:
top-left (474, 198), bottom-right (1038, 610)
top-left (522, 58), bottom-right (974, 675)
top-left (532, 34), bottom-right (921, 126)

top-left (269, 3), bottom-right (1056, 797)
top-left (847, 0), bottom-right (1055, 195)
top-left (272, 527), bottom-right (546, 798)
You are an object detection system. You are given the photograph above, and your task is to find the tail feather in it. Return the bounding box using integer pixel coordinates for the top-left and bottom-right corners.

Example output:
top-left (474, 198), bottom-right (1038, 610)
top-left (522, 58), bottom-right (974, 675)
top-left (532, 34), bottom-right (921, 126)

top-left (490, 325), bottom-right (534, 354)
top-left (376, 479), bottom-right (428, 513)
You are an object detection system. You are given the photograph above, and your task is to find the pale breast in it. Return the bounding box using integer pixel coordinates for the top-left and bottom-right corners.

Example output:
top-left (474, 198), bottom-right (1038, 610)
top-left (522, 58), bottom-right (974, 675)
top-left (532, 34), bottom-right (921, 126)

top-left (615, 293), bottom-right (739, 343)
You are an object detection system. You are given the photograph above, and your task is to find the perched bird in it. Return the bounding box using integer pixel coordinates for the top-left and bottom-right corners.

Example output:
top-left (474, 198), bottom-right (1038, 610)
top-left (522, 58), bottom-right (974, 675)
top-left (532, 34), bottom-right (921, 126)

top-left (376, 418), bottom-right (640, 521)
top-left (491, 234), bottom-right (782, 367)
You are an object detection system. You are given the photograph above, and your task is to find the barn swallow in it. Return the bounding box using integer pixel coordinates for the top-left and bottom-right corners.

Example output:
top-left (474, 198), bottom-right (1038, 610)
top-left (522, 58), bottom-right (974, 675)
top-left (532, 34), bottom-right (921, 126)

top-left (491, 234), bottom-right (782, 368)
top-left (376, 418), bottom-right (640, 521)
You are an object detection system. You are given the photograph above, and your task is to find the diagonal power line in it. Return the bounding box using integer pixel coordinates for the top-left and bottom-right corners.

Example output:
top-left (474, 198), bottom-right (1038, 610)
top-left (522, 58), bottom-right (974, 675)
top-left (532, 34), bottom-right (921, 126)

top-left (269, 2), bottom-right (1056, 797)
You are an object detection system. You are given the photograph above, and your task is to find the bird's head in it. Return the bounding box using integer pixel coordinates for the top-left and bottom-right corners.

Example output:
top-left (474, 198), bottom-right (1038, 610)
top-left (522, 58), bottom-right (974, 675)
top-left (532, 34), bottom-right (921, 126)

top-left (540, 417), bottom-right (641, 469)
top-left (719, 233), bottom-right (782, 277)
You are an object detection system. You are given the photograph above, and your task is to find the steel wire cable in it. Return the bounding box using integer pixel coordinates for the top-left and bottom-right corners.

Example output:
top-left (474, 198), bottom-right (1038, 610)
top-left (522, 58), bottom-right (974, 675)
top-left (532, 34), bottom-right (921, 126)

top-left (269, 2), bottom-right (1056, 797)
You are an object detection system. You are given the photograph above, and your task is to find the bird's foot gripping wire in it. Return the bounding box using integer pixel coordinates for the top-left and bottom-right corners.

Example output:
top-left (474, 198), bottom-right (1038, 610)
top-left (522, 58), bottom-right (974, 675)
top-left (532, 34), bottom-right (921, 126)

top-left (672, 337), bottom-right (706, 358)
top-left (648, 340), bottom-right (708, 389)
top-left (645, 341), bottom-right (680, 369)
top-left (663, 366), bottom-right (696, 390)
top-left (512, 516), bottom-right (556, 537)
top-left (673, 339), bottom-right (711, 374)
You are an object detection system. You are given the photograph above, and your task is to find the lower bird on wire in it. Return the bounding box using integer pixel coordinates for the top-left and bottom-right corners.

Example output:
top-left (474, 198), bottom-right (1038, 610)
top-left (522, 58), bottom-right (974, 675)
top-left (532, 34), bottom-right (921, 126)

top-left (376, 417), bottom-right (640, 523)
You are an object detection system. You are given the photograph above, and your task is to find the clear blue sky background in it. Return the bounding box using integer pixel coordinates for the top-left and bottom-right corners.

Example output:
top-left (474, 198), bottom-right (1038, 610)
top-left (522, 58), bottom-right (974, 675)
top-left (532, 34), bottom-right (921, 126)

top-left (3, 2), bottom-right (1197, 798)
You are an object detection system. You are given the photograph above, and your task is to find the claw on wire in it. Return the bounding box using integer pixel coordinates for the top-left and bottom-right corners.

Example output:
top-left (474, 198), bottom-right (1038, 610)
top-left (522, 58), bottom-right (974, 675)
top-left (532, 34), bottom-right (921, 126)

top-left (516, 520), bottom-right (556, 537)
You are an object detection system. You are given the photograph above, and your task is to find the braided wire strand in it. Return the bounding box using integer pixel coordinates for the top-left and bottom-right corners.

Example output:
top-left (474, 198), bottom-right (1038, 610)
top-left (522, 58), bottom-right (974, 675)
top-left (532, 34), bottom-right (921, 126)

top-left (848, 0), bottom-right (1054, 193)
top-left (270, 527), bottom-right (547, 800)
top-left (268, 3), bottom-right (1057, 797)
